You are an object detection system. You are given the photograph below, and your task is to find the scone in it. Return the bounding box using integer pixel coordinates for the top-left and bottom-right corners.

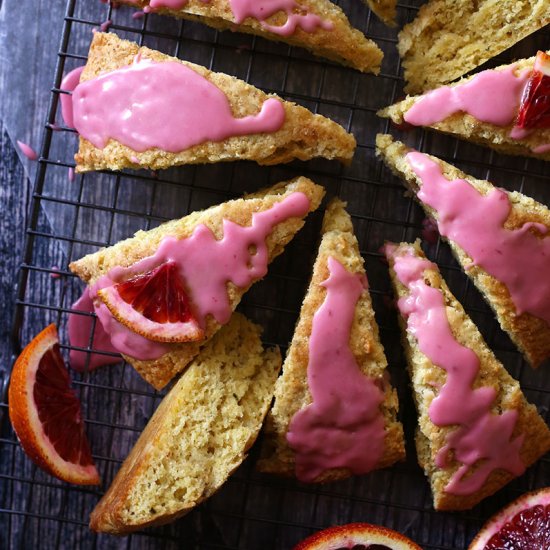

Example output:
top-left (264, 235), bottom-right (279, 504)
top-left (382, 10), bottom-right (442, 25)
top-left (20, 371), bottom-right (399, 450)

top-left (69, 177), bottom-right (324, 390)
top-left (385, 241), bottom-right (550, 511)
top-left (64, 33), bottom-right (356, 173)
top-left (117, 0), bottom-right (383, 73)
top-left (258, 199), bottom-right (405, 482)
top-left (89, 313), bottom-right (282, 534)
top-left (376, 134), bottom-right (550, 368)
top-left (398, 0), bottom-right (550, 93)
top-left (366, 0), bottom-right (397, 27)
top-left (379, 52), bottom-right (550, 161)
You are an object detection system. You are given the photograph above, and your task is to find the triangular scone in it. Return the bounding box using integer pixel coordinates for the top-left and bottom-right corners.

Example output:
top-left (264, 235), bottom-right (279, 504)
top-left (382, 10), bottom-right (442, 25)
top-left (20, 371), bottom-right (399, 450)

top-left (73, 33), bottom-right (356, 173)
top-left (376, 134), bottom-right (550, 367)
top-left (69, 177), bottom-right (324, 390)
top-left (379, 54), bottom-right (550, 161)
top-left (398, 0), bottom-right (550, 93)
top-left (117, 0), bottom-right (383, 73)
top-left (89, 313), bottom-right (281, 534)
top-left (385, 241), bottom-right (550, 511)
top-left (258, 199), bottom-right (405, 482)
top-left (365, 0), bottom-right (397, 27)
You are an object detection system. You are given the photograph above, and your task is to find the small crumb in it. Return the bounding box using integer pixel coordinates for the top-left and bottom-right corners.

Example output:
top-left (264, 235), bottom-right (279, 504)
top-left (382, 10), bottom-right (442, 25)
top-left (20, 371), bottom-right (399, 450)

top-left (50, 266), bottom-right (62, 279)
top-left (17, 140), bottom-right (38, 161)
top-left (68, 167), bottom-right (75, 182)
top-left (132, 11), bottom-right (145, 19)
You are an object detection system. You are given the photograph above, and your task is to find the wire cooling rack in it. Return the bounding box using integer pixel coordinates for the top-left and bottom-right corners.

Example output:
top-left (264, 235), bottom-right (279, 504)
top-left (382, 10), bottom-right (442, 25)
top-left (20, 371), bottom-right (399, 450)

top-left (1, 0), bottom-right (550, 548)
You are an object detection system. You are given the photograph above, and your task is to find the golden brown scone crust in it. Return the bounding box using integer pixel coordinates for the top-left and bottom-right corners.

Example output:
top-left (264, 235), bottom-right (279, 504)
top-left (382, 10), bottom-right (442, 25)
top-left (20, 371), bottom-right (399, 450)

top-left (386, 241), bottom-right (550, 511)
top-left (118, 0), bottom-right (383, 73)
top-left (69, 177), bottom-right (325, 389)
top-left (376, 134), bottom-right (550, 368)
top-left (398, 0), bottom-right (550, 93)
top-left (365, 0), bottom-right (397, 27)
top-left (74, 33), bottom-right (356, 173)
top-left (257, 198), bottom-right (405, 482)
top-left (90, 313), bottom-right (282, 534)
top-left (379, 55), bottom-right (550, 162)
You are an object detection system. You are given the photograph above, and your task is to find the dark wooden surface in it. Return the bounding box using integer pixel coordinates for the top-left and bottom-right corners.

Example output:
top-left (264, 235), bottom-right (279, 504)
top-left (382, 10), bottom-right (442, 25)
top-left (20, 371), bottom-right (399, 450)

top-left (0, 124), bottom-right (27, 366)
top-left (1, 1), bottom-right (549, 549)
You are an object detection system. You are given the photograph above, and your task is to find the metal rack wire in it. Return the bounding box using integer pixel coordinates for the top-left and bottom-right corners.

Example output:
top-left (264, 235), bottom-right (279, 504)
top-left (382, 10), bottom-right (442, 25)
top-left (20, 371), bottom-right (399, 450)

top-left (1, 0), bottom-right (549, 548)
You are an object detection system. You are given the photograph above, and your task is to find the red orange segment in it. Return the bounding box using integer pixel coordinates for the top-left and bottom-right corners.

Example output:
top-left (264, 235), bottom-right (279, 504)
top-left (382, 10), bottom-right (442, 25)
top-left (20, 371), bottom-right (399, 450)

top-left (8, 324), bottom-right (100, 485)
top-left (293, 522), bottom-right (422, 550)
top-left (97, 262), bottom-right (204, 343)
top-left (517, 51), bottom-right (550, 130)
top-left (469, 488), bottom-right (550, 549)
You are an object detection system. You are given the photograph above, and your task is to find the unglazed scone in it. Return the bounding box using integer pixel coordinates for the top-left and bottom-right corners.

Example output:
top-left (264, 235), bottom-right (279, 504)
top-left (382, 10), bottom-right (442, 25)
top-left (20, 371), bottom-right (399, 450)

top-left (117, 0), bottom-right (383, 73)
top-left (89, 313), bottom-right (281, 534)
top-left (365, 0), bottom-right (397, 27)
top-left (257, 199), bottom-right (405, 482)
top-left (379, 53), bottom-right (550, 161)
top-left (398, 0), bottom-right (550, 93)
top-left (71, 33), bottom-right (356, 173)
top-left (385, 241), bottom-right (550, 511)
top-left (69, 177), bottom-right (324, 390)
top-left (376, 134), bottom-right (550, 367)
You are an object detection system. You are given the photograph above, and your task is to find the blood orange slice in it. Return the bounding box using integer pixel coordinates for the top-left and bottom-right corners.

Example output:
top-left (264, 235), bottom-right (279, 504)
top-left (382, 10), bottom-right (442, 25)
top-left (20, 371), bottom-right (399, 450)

top-left (469, 488), bottom-right (550, 549)
top-left (8, 324), bottom-right (100, 485)
top-left (293, 523), bottom-right (422, 550)
top-left (97, 261), bottom-right (203, 343)
top-left (516, 51), bottom-right (550, 130)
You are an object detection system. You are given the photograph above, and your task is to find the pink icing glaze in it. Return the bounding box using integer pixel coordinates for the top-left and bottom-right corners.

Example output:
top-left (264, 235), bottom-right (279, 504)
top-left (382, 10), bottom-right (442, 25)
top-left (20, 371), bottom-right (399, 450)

top-left (533, 143), bottom-right (550, 154)
top-left (388, 244), bottom-right (524, 495)
top-left (286, 257), bottom-right (385, 483)
top-left (402, 65), bottom-right (550, 154)
top-left (17, 141), bottom-right (38, 161)
top-left (125, 0), bottom-right (332, 35)
top-left (60, 66), bottom-right (85, 128)
top-left (70, 59), bottom-right (285, 152)
top-left (230, 0), bottom-right (333, 36)
top-left (70, 191), bottom-right (310, 361)
top-left (407, 151), bottom-right (550, 327)
top-left (68, 289), bottom-right (124, 371)
top-left (404, 66), bottom-right (529, 127)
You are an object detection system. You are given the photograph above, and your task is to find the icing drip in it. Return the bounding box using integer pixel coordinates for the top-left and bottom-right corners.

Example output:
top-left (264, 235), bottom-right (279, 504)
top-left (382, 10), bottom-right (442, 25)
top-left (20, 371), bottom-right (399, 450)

top-left (17, 141), bottom-right (38, 161)
top-left (68, 290), bottom-right (126, 371)
top-left (60, 66), bottom-right (85, 128)
top-left (69, 59), bottom-right (285, 152)
top-left (286, 257), bottom-right (385, 482)
top-left (125, 0), bottom-right (333, 36)
top-left (533, 143), bottom-right (550, 154)
top-left (69, 192), bottom-right (310, 362)
top-left (407, 151), bottom-right (550, 327)
top-left (388, 245), bottom-right (524, 495)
